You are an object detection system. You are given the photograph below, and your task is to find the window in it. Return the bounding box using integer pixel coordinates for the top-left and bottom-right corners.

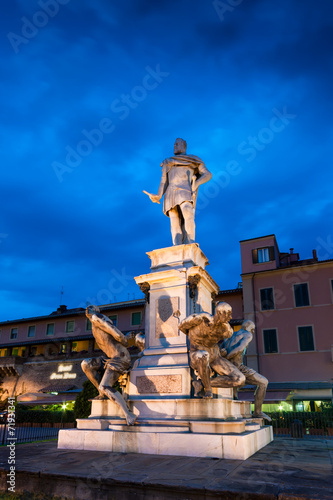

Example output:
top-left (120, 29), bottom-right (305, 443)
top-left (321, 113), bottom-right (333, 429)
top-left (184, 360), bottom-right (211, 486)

top-left (294, 283), bottom-right (310, 307)
top-left (131, 312), bottom-right (141, 326)
top-left (263, 329), bottom-right (278, 353)
top-left (59, 344), bottom-right (67, 354)
top-left (46, 323), bottom-right (54, 336)
top-left (28, 325), bottom-right (35, 338)
top-left (21, 348), bottom-right (26, 357)
top-left (252, 246), bottom-right (275, 264)
top-left (12, 348), bottom-right (19, 356)
top-left (10, 328), bottom-right (18, 340)
top-left (29, 346), bottom-right (37, 356)
top-left (66, 320), bottom-right (75, 333)
top-left (260, 288), bottom-right (275, 310)
top-left (86, 318), bottom-right (92, 331)
top-left (71, 342), bottom-right (77, 352)
top-left (108, 315), bottom-right (117, 327)
top-left (298, 326), bottom-right (314, 351)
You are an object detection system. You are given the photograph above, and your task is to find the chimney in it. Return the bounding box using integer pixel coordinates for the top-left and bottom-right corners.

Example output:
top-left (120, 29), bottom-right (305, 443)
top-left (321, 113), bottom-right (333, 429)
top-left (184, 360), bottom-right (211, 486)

top-left (313, 249), bottom-right (318, 261)
top-left (290, 248), bottom-right (294, 254)
top-left (57, 305), bottom-right (67, 314)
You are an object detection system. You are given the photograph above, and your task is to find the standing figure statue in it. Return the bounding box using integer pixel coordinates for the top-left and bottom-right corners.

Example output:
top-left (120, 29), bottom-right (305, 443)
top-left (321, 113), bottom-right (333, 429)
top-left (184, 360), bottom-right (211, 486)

top-left (144, 138), bottom-right (212, 245)
top-left (179, 302), bottom-right (246, 398)
top-left (220, 320), bottom-right (271, 421)
top-left (81, 305), bottom-right (136, 425)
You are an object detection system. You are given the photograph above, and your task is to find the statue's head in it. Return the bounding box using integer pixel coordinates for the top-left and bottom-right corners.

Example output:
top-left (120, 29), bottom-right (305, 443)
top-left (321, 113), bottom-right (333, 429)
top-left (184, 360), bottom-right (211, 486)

top-left (86, 304), bottom-right (100, 317)
top-left (214, 302), bottom-right (232, 322)
top-left (174, 138), bottom-right (187, 155)
top-left (242, 319), bottom-right (255, 334)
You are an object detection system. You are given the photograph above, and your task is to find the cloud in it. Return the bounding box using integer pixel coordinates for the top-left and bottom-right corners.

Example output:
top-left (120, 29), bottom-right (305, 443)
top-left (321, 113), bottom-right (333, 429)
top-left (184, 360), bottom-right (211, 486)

top-left (0, 0), bottom-right (332, 321)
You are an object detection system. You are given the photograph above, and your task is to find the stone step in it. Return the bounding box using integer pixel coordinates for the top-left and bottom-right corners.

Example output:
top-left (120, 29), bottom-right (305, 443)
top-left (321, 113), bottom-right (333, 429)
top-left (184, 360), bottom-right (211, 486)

top-left (79, 417), bottom-right (254, 435)
top-left (58, 425), bottom-right (274, 460)
top-left (108, 423), bottom-right (189, 433)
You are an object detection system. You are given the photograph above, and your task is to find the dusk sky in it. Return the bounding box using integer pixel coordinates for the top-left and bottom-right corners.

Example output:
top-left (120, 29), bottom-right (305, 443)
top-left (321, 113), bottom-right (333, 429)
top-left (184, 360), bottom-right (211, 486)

top-left (1, 0), bottom-right (333, 321)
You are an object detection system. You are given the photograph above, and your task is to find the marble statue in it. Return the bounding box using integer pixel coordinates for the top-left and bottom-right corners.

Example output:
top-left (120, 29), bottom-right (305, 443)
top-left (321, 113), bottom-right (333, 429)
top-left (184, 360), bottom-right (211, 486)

top-left (220, 320), bottom-right (271, 421)
top-left (144, 138), bottom-right (212, 245)
top-left (179, 302), bottom-right (246, 398)
top-left (81, 305), bottom-right (136, 425)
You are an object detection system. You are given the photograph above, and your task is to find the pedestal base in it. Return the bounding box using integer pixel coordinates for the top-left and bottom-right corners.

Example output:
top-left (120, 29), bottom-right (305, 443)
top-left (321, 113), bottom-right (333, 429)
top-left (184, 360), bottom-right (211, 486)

top-left (58, 398), bottom-right (273, 460)
top-left (58, 424), bottom-right (272, 461)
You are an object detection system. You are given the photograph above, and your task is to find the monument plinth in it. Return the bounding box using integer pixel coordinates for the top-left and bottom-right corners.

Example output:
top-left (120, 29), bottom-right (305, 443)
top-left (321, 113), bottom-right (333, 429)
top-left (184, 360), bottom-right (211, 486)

top-left (58, 138), bottom-right (273, 459)
top-left (58, 243), bottom-right (273, 459)
top-left (127, 243), bottom-right (218, 400)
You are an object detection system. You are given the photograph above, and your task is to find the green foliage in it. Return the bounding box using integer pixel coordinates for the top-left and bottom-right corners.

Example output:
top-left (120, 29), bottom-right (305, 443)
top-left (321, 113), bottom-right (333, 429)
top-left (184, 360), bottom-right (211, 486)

top-left (73, 380), bottom-right (99, 419)
top-left (15, 409), bottom-right (75, 424)
top-left (319, 401), bottom-right (333, 412)
top-left (267, 410), bottom-right (333, 430)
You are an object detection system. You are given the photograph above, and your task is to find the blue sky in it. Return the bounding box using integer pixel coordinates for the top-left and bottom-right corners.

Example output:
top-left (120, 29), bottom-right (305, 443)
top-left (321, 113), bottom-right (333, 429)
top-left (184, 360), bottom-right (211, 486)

top-left (1, 0), bottom-right (332, 321)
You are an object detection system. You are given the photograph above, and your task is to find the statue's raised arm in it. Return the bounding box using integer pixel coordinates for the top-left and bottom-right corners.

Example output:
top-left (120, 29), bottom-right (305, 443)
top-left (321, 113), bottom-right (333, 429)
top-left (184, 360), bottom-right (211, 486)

top-left (144, 138), bottom-right (212, 246)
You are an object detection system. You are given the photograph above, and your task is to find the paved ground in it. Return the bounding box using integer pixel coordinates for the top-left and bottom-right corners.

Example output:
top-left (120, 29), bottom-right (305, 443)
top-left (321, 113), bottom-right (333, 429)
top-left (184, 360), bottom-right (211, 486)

top-left (0, 438), bottom-right (332, 499)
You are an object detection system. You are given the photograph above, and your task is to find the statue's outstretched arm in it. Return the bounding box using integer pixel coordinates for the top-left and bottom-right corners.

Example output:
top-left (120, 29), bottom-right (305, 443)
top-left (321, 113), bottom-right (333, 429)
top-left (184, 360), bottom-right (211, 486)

top-left (91, 313), bottom-right (128, 347)
top-left (143, 163), bottom-right (168, 203)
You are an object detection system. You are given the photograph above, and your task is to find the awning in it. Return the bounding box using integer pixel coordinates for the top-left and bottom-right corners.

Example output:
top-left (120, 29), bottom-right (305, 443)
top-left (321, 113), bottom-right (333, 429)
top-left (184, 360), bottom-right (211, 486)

top-left (238, 391), bottom-right (291, 402)
top-left (0, 364), bottom-right (22, 377)
top-left (291, 394), bottom-right (332, 401)
top-left (39, 384), bottom-right (78, 393)
top-left (17, 393), bottom-right (76, 405)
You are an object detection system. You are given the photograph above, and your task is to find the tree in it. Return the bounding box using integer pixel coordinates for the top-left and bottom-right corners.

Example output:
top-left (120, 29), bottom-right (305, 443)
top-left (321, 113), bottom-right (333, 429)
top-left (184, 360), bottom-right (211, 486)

top-left (73, 380), bottom-right (98, 419)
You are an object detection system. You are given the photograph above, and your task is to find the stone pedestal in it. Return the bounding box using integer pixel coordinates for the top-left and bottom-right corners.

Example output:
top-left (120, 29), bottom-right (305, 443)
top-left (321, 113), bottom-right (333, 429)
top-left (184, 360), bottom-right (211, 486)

top-left (58, 244), bottom-right (273, 460)
top-left (128, 244), bottom-right (219, 400)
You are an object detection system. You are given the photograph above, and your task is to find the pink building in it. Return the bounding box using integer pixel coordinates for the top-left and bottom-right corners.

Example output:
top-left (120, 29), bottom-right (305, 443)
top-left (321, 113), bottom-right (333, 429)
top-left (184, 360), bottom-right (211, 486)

top-left (0, 300), bottom-right (145, 401)
top-left (240, 234), bottom-right (333, 409)
top-left (0, 235), bottom-right (331, 409)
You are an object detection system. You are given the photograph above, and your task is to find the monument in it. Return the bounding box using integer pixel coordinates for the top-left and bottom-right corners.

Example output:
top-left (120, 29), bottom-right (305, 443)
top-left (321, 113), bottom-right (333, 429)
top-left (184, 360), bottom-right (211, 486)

top-left (58, 139), bottom-right (273, 460)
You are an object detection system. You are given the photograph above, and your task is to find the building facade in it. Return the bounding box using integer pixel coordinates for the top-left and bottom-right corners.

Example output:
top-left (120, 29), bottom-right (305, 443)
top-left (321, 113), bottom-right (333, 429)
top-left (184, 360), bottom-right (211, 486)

top-left (0, 300), bottom-right (145, 404)
top-left (0, 234), bottom-right (332, 410)
top-left (240, 234), bottom-right (333, 409)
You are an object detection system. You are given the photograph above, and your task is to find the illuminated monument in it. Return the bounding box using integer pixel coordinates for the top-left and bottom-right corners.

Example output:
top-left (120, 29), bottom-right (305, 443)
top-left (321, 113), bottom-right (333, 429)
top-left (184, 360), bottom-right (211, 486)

top-left (58, 139), bottom-right (273, 459)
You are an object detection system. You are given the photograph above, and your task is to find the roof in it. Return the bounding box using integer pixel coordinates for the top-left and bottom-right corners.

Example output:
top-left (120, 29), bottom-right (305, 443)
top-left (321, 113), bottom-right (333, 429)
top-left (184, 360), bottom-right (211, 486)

top-left (240, 234), bottom-right (276, 244)
top-left (0, 299), bottom-right (145, 327)
top-left (241, 256), bottom-right (333, 277)
top-left (217, 288), bottom-right (242, 295)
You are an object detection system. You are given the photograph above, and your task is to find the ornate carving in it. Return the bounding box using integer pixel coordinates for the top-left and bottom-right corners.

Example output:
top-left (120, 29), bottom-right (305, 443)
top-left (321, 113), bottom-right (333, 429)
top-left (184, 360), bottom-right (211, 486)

top-left (137, 375), bottom-right (182, 394)
top-left (156, 297), bottom-right (180, 338)
top-left (139, 282), bottom-right (150, 303)
top-left (188, 274), bottom-right (201, 299)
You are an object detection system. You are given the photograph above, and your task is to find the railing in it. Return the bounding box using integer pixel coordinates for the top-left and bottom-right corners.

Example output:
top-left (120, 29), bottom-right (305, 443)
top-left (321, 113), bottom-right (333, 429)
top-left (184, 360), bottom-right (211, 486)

top-left (267, 411), bottom-right (333, 439)
top-left (0, 422), bottom-right (76, 445)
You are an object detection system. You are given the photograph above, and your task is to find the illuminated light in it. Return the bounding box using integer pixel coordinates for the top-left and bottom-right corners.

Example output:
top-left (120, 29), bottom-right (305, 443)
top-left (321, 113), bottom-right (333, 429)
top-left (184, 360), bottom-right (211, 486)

top-left (278, 405), bottom-right (283, 411)
top-left (58, 364), bottom-right (73, 372)
top-left (50, 364), bottom-right (77, 380)
top-left (62, 404), bottom-right (67, 410)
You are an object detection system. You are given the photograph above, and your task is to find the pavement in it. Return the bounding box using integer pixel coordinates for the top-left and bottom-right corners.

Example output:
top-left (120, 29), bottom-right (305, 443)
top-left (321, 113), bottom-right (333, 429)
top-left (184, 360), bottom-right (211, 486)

top-left (0, 438), bottom-right (332, 500)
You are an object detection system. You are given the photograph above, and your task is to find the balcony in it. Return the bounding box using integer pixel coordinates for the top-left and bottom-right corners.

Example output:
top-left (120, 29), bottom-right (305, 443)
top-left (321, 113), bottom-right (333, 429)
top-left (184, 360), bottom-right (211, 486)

top-left (0, 356), bottom-right (24, 376)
